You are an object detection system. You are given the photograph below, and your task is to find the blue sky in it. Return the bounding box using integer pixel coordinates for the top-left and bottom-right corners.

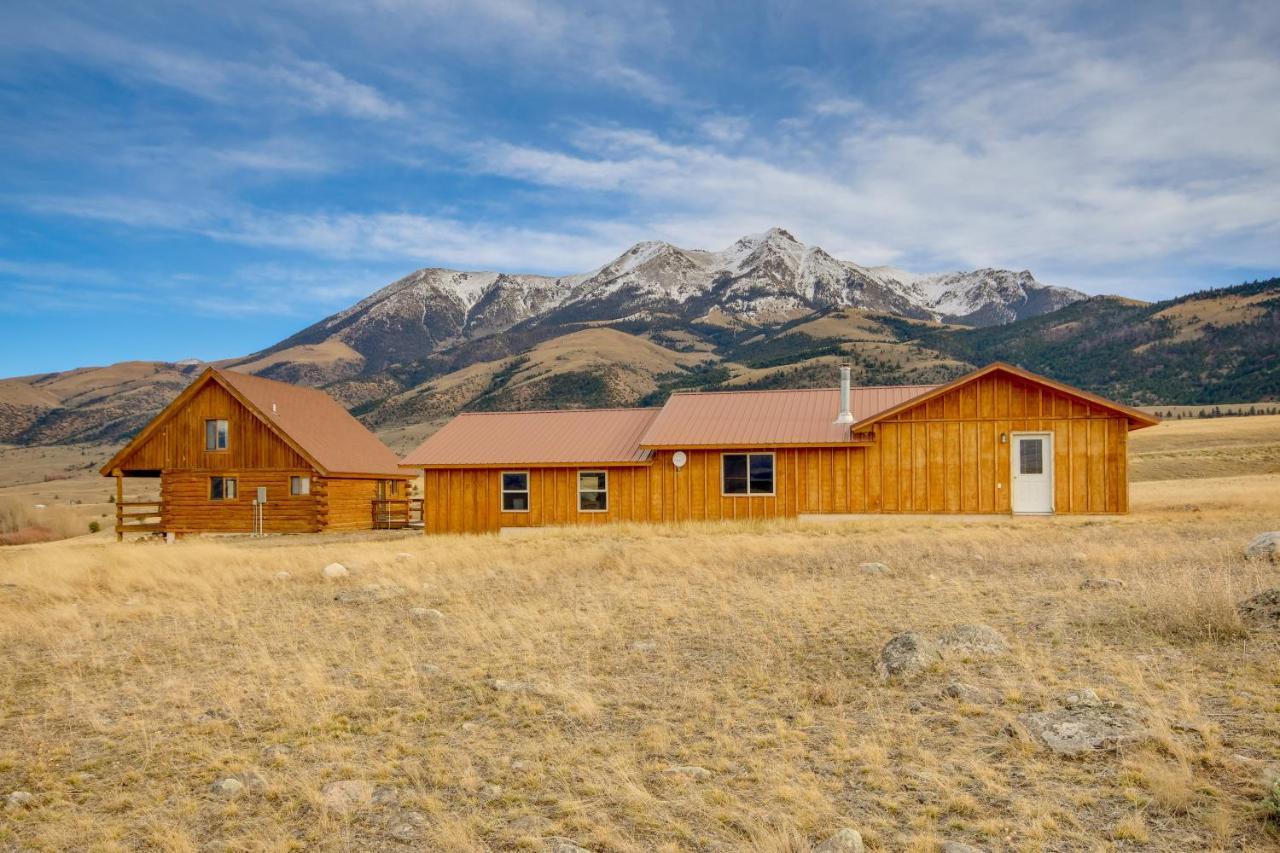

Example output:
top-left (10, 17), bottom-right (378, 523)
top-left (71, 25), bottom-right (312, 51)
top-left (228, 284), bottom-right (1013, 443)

top-left (2, 0), bottom-right (1277, 376)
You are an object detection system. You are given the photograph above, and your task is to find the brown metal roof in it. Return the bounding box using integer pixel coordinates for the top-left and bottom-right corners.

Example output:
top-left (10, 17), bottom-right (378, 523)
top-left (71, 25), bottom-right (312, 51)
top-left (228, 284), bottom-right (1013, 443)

top-left (215, 369), bottom-right (406, 477)
top-left (401, 407), bottom-right (662, 467)
top-left (638, 385), bottom-right (936, 447)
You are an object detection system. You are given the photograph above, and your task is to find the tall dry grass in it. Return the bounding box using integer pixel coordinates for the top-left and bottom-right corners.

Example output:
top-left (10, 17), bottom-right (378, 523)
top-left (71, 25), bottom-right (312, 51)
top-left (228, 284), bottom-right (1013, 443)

top-left (0, 496), bottom-right (85, 545)
top-left (0, 475), bottom-right (1277, 850)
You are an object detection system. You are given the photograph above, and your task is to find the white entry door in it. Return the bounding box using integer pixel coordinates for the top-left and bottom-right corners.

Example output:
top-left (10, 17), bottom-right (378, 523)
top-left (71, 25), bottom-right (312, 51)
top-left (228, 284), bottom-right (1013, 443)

top-left (1011, 432), bottom-right (1054, 514)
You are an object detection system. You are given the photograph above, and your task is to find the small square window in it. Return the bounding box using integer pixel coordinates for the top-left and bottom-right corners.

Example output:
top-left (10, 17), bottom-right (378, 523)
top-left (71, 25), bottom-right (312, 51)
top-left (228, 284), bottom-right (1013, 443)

top-left (205, 419), bottom-right (228, 451)
top-left (290, 475), bottom-right (311, 496)
top-left (210, 476), bottom-right (237, 501)
top-left (578, 470), bottom-right (608, 512)
top-left (501, 472), bottom-right (529, 512)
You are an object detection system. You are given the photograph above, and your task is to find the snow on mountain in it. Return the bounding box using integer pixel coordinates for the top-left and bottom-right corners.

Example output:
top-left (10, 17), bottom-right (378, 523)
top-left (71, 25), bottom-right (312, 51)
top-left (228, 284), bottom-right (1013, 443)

top-left (257, 228), bottom-right (1086, 370)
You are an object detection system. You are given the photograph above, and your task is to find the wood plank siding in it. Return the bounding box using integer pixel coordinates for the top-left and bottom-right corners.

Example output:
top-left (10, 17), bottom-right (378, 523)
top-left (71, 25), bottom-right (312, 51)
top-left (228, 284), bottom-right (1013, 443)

top-left (419, 370), bottom-right (1133, 534)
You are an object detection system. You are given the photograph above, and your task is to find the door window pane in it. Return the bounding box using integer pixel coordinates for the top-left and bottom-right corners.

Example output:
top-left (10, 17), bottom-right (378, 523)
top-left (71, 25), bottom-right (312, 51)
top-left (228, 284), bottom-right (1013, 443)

top-left (1019, 439), bottom-right (1044, 475)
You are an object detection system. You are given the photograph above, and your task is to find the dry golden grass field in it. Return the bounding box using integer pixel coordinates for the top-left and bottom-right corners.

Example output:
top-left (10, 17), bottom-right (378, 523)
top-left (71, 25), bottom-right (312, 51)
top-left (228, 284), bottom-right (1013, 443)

top-left (1, 418), bottom-right (1279, 851)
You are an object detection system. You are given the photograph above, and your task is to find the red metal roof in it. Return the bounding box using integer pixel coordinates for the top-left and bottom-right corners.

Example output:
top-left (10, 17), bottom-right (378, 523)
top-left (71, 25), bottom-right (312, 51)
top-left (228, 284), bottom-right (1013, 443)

top-left (638, 385), bottom-right (936, 447)
top-left (400, 407), bottom-right (662, 467)
top-left (216, 369), bottom-right (406, 477)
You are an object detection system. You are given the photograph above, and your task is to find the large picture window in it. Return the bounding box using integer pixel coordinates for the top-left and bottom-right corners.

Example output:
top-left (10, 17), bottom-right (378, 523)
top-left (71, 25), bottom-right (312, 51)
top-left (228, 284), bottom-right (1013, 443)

top-left (501, 472), bottom-right (529, 512)
top-left (209, 476), bottom-right (237, 501)
top-left (205, 419), bottom-right (228, 451)
top-left (577, 471), bottom-right (608, 512)
top-left (722, 453), bottom-right (775, 496)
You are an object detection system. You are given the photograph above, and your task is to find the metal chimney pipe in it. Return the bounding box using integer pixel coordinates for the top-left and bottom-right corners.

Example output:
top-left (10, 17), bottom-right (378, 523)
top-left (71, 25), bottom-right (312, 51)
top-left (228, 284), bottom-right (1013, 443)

top-left (834, 365), bottom-right (854, 424)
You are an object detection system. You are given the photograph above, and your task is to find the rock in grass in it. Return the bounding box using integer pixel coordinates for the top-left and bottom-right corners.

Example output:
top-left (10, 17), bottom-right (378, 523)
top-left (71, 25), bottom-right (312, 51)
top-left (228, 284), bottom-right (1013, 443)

top-left (942, 681), bottom-right (994, 704)
top-left (322, 562), bottom-right (349, 579)
top-left (209, 777), bottom-right (245, 798)
top-left (877, 632), bottom-right (942, 680)
top-left (661, 765), bottom-right (712, 779)
top-left (320, 779), bottom-right (375, 814)
top-left (814, 828), bottom-right (865, 852)
top-left (273, 571), bottom-right (291, 581)
top-left (545, 839), bottom-right (593, 853)
top-left (333, 583), bottom-right (404, 604)
top-left (489, 678), bottom-right (554, 697)
top-left (1237, 588), bottom-right (1280, 628)
top-left (410, 607), bottom-right (444, 623)
top-left (5, 791), bottom-right (33, 809)
top-left (1245, 532), bottom-right (1280, 561)
top-left (1060, 688), bottom-right (1101, 708)
top-left (941, 842), bottom-right (986, 853)
top-left (859, 561), bottom-right (889, 574)
top-left (1080, 577), bottom-right (1125, 590)
top-left (628, 639), bottom-right (658, 652)
top-left (1015, 700), bottom-right (1142, 757)
top-left (938, 623), bottom-right (1009, 657)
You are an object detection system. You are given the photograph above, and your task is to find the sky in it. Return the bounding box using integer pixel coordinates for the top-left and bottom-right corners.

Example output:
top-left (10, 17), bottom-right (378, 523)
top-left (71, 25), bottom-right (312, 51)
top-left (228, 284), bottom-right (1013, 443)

top-left (1, 0), bottom-right (1278, 376)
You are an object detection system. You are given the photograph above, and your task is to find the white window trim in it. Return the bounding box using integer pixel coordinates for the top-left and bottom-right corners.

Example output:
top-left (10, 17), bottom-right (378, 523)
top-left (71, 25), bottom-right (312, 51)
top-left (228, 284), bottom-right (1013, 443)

top-left (577, 470), bottom-right (608, 513)
top-left (290, 475), bottom-right (311, 496)
top-left (500, 470), bottom-right (531, 513)
top-left (720, 451), bottom-right (776, 497)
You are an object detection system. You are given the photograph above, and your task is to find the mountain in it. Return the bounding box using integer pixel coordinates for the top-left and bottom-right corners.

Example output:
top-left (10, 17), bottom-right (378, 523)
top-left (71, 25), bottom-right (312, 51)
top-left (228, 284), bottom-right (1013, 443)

top-left (2, 228), bottom-right (1274, 453)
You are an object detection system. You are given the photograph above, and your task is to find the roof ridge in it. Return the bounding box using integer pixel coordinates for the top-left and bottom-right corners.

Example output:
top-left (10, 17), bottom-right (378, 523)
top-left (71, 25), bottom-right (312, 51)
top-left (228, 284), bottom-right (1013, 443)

top-left (454, 406), bottom-right (662, 416)
top-left (668, 383), bottom-right (937, 396)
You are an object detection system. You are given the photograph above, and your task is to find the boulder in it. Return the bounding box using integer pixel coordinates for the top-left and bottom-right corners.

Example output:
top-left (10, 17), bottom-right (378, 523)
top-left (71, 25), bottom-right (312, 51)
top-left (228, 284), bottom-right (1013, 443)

top-left (814, 828), bottom-right (865, 853)
top-left (942, 682), bottom-right (995, 704)
top-left (661, 765), bottom-right (712, 780)
top-left (209, 777), bottom-right (245, 798)
top-left (941, 842), bottom-right (985, 853)
top-left (414, 662), bottom-right (442, 676)
top-left (1237, 588), bottom-right (1280, 628)
top-left (320, 779), bottom-right (375, 814)
top-left (629, 639), bottom-right (658, 652)
top-left (5, 790), bottom-right (33, 809)
top-left (479, 783), bottom-right (502, 802)
top-left (410, 607), bottom-right (444, 623)
top-left (333, 583), bottom-right (404, 604)
top-left (877, 632), bottom-right (942, 680)
top-left (1079, 577), bottom-right (1125, 590)
top-left (545, 839), bottom-right (593, 853)
top-left (273, 571), bottom-right (291, 581)
top-left (1016, 698), bottom-right (1142, 757)
top-left (322, 562), bottom-right (349, 579)
top-left (938, 623), bottom-right (1009, 657)
top-left (1060, 688), bottom-right (1101, 708)
top-left (858, 562), bottom-right (889, 574)
top-left (1245, 532), bottom-right (1280, 561)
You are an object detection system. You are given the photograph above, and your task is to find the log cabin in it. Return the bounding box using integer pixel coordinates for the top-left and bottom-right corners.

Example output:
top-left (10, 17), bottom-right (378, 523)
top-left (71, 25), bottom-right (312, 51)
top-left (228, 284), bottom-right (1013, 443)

top-left (101, 367), bottom-right (412, 538)
top-left (400, 362), bottom-right (1158, 535)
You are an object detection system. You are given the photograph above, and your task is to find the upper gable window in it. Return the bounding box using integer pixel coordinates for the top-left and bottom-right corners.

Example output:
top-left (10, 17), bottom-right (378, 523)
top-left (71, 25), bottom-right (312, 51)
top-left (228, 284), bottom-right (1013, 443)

top-left (205, 419), bottom-right (228, 451)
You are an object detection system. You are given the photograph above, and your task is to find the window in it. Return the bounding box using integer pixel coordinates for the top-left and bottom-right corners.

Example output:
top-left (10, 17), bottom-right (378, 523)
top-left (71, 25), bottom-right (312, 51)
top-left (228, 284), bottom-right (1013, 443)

top-left (578, 471), bottom-right (608, 512)
top-left (722, 453), bottom-right (774, 496)
top-left (389, 480), bottom-right (399, 495)
top-left (501, 472), bottom-right (529, 512)
top-left (290, 475), bottom-right (311, 496)
top-left (204, 419), bottom-right (228, 451)
top-left (209, 476), bottom-right (237, 501)
top-left (1019, 439), bottom-right (1044, 475)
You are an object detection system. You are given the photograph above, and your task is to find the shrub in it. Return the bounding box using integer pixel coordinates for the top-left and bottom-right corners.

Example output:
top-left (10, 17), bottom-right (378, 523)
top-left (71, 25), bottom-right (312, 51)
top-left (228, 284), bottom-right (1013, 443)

top-left (88, 520), bottom-right (101, 534)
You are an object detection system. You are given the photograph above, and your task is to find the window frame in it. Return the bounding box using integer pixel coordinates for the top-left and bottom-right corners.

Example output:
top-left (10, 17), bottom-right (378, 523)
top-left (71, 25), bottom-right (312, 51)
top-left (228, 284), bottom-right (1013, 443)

top-left (204, 418), bottom-right (229, 452)
top-left (500, 471), bottom-right (531, 513)
top-left (290, 475), bottom-right (311, 496)
top-left (577, 470), bottom-right (608, 513)
top-left (720, 451), bottom-right (776, 497)
top-left (209, 476), bottom-right (238, 501)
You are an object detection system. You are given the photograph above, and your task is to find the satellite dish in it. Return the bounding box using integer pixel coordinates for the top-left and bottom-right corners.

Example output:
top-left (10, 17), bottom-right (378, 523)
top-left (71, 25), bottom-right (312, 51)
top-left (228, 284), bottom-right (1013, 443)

top-left (671, 451), bottom-right (688, 469)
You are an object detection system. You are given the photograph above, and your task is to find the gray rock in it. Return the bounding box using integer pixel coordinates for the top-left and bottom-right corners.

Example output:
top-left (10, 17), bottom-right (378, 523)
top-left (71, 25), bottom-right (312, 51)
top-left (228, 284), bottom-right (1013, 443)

top-left (320, 779), bottom-right (376, 813)
top-left (939, 623), bottom-right (1009, 657)
top-left (545, 839), bottom-right (593, 853)
top-left (941, 842), bottom-right (985, 853)
top-left (814, 828), bottom-right (865, 852)
top-left (942, 682), bottom-right (994, 704)
top-left (273, 571), bottom-right (291, 581)
top-left (1238, 588), bottom-right (1280, 628)
top-left (410, 607), bottom-right (444, 623)
top-left (629, 639), bottom-right (658, 652)
top-left (395, 552), bottom-right (415, 562)
top-left (322, 562), bottom-right (349, 579)
top-left (209, 777), bottom-right (245, 797)
top-left (661, 765), bottom-right (712, 779)
top-left (1060, 688), bottom-right (1101, 708)
top-left (1080, 577), bottom-right (1125, 590)
top-left (5, 790), bottom-right (33, 809)
top-left (414, 662), bottom-right (442, 676)
top-left (333, 583), bottom-right (405, 604)
top-left (489, 678), bottom-right (554, 696)
top-left (858, 562), bottom-right (889, 574)
top-left (479, 783), bottom-right (502, 802)
top-left (1245, 532), bottom-right (1280, 561)
top-left (877, 631), bottom-right (942, 680)
top-left (1016, 702), bottom-right (1142, 756)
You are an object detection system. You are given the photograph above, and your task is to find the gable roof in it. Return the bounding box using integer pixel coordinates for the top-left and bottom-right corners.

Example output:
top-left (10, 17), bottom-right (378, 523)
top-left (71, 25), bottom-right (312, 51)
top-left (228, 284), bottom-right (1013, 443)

top-left (849, 362), bottom-right (1160, 431)
top-left (637, 385), bottom-right (936, 447)
top-left (101, 368), bottom-right (406, 478)
top-left (400, 408), bottom-right (661, 468)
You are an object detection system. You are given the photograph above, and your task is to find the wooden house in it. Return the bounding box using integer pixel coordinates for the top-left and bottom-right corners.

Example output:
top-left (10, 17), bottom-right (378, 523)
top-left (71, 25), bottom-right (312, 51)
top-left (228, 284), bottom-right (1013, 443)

top-left (101, 368), bottom-right (411, 538)
top-left (400, 362), bottom-right (1158, 534)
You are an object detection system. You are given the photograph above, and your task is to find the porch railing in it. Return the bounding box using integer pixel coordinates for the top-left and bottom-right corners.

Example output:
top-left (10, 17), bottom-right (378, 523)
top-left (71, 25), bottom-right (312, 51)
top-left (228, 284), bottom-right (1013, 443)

top-left (115, 501), bottom-right (163, 541)
top-left (372, 498), bottom-right (423, 530)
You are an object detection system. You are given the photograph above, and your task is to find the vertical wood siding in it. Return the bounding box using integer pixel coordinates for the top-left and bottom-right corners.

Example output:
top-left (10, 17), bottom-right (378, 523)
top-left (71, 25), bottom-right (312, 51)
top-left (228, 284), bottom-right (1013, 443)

top-left (420, 371), bottom-right (1132, 534)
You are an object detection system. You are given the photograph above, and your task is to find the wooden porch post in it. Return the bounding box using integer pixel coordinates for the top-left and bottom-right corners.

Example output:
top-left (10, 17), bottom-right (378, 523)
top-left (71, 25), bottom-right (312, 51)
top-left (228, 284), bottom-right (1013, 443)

top-left (114, 470), bottom-right (124, 542)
